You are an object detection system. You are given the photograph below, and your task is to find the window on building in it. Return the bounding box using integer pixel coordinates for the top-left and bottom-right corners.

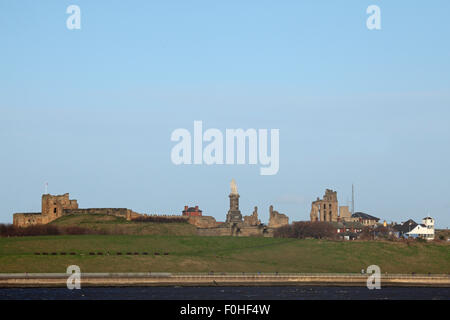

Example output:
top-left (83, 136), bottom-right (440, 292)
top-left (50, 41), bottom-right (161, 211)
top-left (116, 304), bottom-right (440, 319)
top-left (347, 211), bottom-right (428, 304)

top-left (54, 208), bottom-right (57, 213)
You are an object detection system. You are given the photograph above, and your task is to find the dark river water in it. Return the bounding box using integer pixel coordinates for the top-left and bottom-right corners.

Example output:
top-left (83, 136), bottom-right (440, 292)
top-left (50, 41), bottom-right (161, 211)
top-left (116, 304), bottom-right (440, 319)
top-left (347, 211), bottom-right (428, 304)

top-left (0, 286), bottom-right (448, 300)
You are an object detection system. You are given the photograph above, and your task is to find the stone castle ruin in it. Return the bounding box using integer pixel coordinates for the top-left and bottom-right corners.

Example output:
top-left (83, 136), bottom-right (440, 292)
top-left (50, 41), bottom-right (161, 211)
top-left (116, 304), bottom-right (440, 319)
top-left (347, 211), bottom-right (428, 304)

top-left (309, 189), bottom-right (352, 222)
top-left (244, 207), bottom-right (261, 226)
top-left (12, 180), bottom-right (290, 237)
top-left (197, 179), bottom-right (289, 237)
top-left (13, 193), bottom-right (141, 227)
top-left (268, 205), bottom-right (289, 228)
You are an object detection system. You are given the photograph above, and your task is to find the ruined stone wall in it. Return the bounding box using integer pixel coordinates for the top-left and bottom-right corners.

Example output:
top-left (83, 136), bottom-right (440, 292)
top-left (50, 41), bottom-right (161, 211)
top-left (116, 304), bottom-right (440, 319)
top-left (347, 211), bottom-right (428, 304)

top-left (21, 194), bottom-right (144, 225)
top-left (239, 226), bottom-right (272, 237)
top-left (64, 208), bottom-right (127, 217)
top-left (339, 206), bottom-right (352, 221)
top-left (63, 208), bottom-right (141, 220)
top-left (243, 207), bottom-right (261, 226)
top-left (13, 213), bottom-right (46, 227)
top-left (137, 214), bottom-right (188, 219)
top-left (268, 205), bottom-right (289, 228)
top-left (13, 193), bottom-right (80, 227)
top-left (310, 189), bottom-right (339, 222)
top-left (263, 228), bottom-right (274, 237)
top-left (126, 210), bottom-right (142, 220)
top-left (42, 193), bottom-right (78, 221)
top-left (310, 205), bottom-right (319, 222)
top-left (188, 216), bottom-right (217, 228)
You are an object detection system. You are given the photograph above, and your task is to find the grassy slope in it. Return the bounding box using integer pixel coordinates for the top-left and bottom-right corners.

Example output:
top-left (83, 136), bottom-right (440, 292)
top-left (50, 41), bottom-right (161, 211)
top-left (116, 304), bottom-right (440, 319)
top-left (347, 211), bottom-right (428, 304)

top-left (0, 235), bottom-right (449, 273)
top-left (50, 214), bottom-right (197, 236)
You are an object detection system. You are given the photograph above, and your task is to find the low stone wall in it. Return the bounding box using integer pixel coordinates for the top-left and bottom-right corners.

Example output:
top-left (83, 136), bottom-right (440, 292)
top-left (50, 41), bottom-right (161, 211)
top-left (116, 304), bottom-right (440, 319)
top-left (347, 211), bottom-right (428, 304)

top-left (1, 273), bottom-right (449, 288)
top-left (239, 226), bottom-right (270, 237)
top-left (64, 208), bottom-right (127, 217)
top-left (238, 226), bottom-right (274, 237)
top-left (63, 208), bottom-right (142, 221)
top-left (13, 213), bottom-right (49, 227)
top-left (197, 226), bottom-right (274, 237)
top-left (188, 216), bottom-right (217, 228)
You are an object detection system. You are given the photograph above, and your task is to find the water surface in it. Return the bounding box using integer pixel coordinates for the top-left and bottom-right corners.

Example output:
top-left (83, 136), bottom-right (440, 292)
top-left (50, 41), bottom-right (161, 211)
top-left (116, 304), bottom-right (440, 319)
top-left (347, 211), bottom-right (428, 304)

top-left (0, 286), bottom-right (448, 300)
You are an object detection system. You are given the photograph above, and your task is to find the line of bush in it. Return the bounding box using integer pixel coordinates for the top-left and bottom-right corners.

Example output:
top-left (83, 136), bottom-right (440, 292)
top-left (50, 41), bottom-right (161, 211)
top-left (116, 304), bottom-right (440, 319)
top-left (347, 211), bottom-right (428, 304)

top-left (132, 216), bottom-right (188, 223)
top-left (0, 224), bottom-right (106, 237)
top-left (273, 221), bottom-right (337, 240)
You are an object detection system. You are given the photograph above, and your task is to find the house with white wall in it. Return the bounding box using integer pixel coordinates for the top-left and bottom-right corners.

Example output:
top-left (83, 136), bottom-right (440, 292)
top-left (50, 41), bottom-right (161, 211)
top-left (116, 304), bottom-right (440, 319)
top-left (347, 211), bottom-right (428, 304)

top-left (406, 217), bottom-right (435, 240)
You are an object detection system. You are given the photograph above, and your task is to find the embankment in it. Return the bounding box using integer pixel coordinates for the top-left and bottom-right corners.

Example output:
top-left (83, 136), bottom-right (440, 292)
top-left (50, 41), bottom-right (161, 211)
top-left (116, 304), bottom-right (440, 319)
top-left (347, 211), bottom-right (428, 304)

top-left (1, 273), bottom-right (449, 288)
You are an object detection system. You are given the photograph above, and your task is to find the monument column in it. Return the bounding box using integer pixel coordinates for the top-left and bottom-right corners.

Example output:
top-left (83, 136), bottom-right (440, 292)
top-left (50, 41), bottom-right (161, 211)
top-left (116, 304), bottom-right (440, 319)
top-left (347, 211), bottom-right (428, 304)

top-left (226, 179), bottom-right (243, 224)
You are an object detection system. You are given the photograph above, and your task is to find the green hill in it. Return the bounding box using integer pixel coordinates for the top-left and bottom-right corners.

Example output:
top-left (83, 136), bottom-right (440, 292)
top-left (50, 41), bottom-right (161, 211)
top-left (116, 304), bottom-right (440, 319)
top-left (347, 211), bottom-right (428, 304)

top-left (0, 235), bottom-right (448, 273)
top-left (50, 214), bottom-right (197, 236)
top-left (1, 214), bottom-right (448, 274)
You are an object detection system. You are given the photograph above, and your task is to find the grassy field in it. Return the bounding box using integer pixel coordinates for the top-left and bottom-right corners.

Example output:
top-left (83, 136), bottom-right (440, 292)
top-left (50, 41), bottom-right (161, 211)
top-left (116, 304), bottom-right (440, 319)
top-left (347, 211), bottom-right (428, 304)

top-left (50, 214), bottom-right (197, 236)
top-left (0, 235), bottom-right (449, 274)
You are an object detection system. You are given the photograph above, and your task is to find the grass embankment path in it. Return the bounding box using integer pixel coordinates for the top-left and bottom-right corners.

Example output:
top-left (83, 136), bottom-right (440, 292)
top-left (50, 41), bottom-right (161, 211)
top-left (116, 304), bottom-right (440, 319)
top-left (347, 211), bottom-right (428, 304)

top-left (0, 235), bottom-right (449, 274)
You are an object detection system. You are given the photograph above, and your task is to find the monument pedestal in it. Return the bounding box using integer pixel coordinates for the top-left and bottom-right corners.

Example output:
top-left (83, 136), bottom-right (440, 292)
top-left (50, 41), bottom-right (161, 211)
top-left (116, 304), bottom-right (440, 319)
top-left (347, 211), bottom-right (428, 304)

top-left (226, 179), bottom-right (243, 224)
top-left (226, 194), bottom-right (242, 223)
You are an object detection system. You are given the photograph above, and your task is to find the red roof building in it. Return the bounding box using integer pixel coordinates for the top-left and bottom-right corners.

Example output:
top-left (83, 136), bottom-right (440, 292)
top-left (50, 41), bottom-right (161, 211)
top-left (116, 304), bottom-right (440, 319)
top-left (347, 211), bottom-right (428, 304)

top-left (182, 205), bottom-right (202, 217)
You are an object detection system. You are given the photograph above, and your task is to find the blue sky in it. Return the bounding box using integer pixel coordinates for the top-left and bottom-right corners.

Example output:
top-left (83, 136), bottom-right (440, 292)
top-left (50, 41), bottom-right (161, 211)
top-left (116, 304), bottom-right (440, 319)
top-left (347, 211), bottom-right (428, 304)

top-left (1, 1), bottom-right (449, 227)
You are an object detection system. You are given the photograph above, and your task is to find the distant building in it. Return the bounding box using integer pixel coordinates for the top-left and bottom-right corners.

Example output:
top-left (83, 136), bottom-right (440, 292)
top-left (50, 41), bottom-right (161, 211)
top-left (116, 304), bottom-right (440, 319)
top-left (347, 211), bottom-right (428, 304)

top-left (393, 217), bottom-right (435, 240)
top-left (310, 189), bottom-right (352, 222)
top-left (393, 219), bottom-right (418, 238)
top-left (182, 205), bottom-right (202, 217)
top-left (351, 212), bottom-right (380, 226)
top-left (407, 217), bottom-right (435, 240)
top-left (330, 221), bottom-right (364, 240)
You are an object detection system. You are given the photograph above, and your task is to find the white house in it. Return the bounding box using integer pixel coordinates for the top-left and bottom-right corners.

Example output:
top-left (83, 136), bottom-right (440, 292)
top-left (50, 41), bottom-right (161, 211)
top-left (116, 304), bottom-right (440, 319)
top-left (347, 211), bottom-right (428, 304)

top-left (406, 216), bottom-right (435, 240)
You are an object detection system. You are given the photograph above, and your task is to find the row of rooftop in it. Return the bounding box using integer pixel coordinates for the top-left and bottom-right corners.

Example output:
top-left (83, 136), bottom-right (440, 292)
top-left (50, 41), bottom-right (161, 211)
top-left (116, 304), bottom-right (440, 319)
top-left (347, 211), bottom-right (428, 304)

top-left (309, 189), bottom-right (436, 240)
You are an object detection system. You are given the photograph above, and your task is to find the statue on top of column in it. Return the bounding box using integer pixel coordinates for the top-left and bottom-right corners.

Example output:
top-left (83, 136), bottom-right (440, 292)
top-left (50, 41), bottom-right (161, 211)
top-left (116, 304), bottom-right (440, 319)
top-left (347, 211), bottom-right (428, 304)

top-left (230, 179), bottom-right (238, 195)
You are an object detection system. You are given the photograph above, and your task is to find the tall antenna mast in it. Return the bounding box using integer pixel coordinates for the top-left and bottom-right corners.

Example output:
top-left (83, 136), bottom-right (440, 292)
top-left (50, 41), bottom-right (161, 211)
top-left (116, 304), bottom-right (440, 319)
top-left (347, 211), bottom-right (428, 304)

top-left (351, 184), bottom-right (355, 215)
top-left (45, 182), bottom-right (48, 194)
